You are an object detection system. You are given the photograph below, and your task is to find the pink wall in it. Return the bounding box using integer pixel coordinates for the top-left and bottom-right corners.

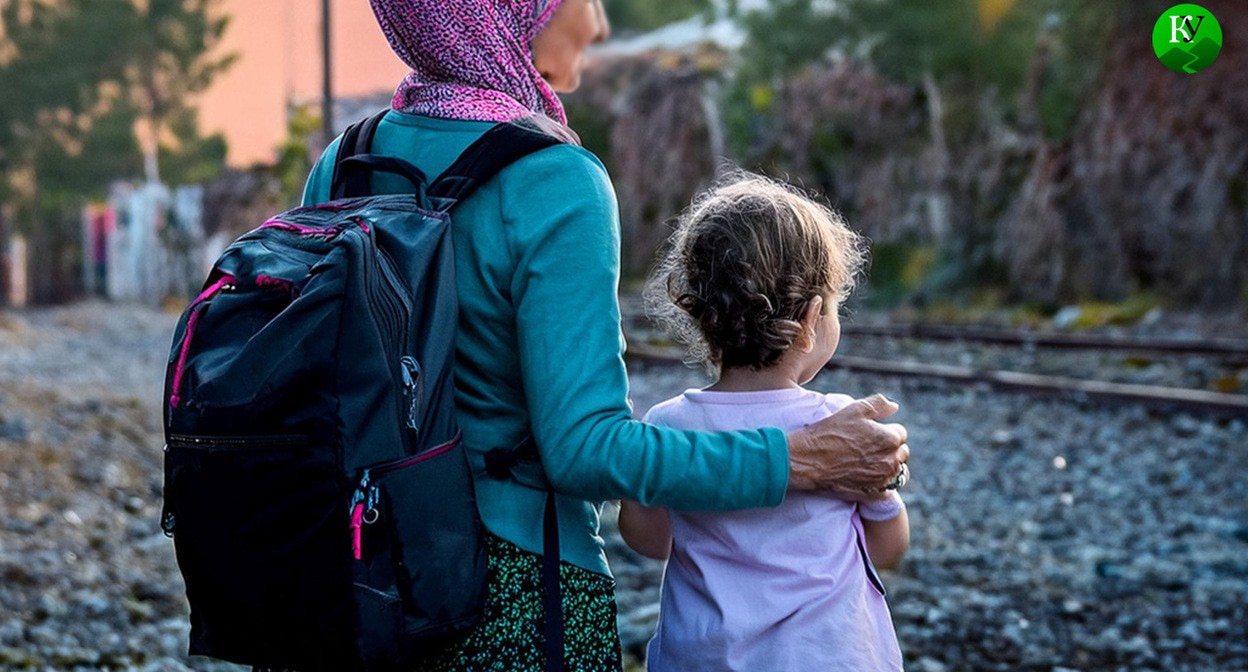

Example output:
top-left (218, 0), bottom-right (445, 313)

top-left (198, 0), bottom-right (410, 166)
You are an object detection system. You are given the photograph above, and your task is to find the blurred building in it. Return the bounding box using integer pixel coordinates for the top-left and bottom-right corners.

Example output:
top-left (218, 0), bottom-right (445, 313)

top-left (198, 0), bottom-right (408, 167)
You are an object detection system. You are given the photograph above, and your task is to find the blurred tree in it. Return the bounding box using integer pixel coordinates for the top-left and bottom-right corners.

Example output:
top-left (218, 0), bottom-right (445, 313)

top-left (0, 0), bottom-right (235, 302)
top-left (0, 0), bottom-right (235, 201)
top-left (0, 0), bottom-right (137, 206)
top-left (126, 0), bottom-right (236, 184)
top-left (824, 0), bottom-right (1123, 303)
top-left (602, 0), bottom-right (713, 34)
top-left (825, 0), bottom-right (1126, 142)
top-left (0, 0), bottom-right (139, 301)
top-left (273, 104), bottom-right (323, 207)
top-left (34, 99), bottom-right (145, 199)
top-left (722, 0), bottom-right (841, 159)
top-left (829, 0), bottom-right (1040, 99)
top-left (823, 0), bottom-right (1033, 303)
top-left (158, 107), bottom-right (228, 185)
top-left (719, 0), bottom-right (1130, 305)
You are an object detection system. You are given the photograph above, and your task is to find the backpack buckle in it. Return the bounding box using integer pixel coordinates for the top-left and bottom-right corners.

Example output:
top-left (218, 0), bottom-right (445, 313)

top-left (483, 436), bottom-right (540, 481)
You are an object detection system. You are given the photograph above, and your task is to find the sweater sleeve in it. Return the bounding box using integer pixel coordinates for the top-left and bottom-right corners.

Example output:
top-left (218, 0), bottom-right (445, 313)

top-left (503, 145), bottom-right (790, 510)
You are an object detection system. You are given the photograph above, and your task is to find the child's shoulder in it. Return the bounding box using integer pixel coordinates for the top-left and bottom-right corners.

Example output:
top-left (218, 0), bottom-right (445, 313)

top-left (788, 389), bottom-right (858, 427)
top-left (819, 391), bottom-right (858, 416)
top-left (641, 392), bottom-right (693, 426)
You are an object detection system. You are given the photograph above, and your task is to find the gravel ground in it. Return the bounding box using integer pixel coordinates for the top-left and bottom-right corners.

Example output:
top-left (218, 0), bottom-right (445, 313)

top-left (1, 302), bottom-right (1246, 671)
top-left (0, 303), bottom-right (244, 672)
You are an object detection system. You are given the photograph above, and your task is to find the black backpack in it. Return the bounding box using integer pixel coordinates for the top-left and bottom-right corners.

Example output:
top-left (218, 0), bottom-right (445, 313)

top-left (160, 111), bottom-right (561, 671)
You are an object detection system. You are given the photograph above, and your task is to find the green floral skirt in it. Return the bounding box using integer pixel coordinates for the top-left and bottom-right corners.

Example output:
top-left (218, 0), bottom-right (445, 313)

top-left (254, 535), bottom-right (622, 672)
top-left (412, 534), bottom-right (624, 672)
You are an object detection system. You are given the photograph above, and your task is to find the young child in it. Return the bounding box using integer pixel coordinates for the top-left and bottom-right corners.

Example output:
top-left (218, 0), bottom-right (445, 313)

top-left (619, 172), bottom-right (909, 672)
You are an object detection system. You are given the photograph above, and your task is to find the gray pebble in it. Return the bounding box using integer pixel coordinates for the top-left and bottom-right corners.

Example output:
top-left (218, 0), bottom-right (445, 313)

top-left (24, 624), bottom-right (59, 647)
top-left (0, 620), bottom-right (23, 646)
top-left (909, 656), bottom-right (948, 672)
top-left (0, 415), bottom-right (28, 442)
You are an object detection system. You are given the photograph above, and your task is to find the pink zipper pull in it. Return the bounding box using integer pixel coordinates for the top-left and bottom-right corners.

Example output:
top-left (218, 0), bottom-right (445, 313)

top-left (351, 502), bottom-right (365, 560)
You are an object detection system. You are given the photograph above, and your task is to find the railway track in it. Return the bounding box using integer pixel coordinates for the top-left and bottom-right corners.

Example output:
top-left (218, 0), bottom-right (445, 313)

top-left (838, 324), bottom-right (1248, 359)
top-left (618, 296), bottom-right (1248, 416)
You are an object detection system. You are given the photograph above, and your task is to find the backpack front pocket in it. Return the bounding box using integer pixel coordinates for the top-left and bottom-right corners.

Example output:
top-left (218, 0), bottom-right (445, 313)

top-left (350, 431), bottom-right (487, 659)
top-left (163, 434), bottom-right (357, 670)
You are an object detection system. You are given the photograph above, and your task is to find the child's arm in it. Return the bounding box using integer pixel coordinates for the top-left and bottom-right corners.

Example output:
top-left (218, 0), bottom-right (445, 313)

top-left (618, 500), bottom-right (673, 560)
top-left (859, 493), bottom-right (909, 570)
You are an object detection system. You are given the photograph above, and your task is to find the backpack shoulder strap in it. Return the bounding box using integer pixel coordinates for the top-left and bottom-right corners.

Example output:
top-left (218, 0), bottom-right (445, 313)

top-left (484, 436), bottom-right (563, 672)
top-left (329, 109), bottom-right (389, 201)
top-left (426, 122), bottom-right (564, 211)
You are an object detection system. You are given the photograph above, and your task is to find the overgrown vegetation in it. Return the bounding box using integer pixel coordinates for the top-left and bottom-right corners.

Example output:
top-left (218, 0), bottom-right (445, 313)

top-left (718, 0), bottom-right (1128, 309)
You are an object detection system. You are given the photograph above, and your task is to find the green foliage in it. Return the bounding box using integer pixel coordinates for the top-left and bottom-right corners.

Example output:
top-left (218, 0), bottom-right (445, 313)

top-left (826, 0), bottom-right (1125, 142)
top-left (273, 104), bottom-right (323, 207)
top-left (863, 242), bottom-right (927, 307)
top-left (721, 0), bottom-right (1120, 150)
top-left (127, 0), bottom-right (235, 183)
top-left (736, 0), bottom-right (841, 82)
top-left (159, 108), bottom-right (228, 185)
top-left (563, 97), bottom-right (613, 166)
top-left (830, 0), bottom-right (1040, 96)
top-left (0, 0), bottom-right (137, 202)
top-left (0, 0), bottom-right (234, 304)
top-left (0, 0), bottom-right (234, 216)
top-left (1032, 2), bottom-right (1119, 141)
top-left (601, 0), bottom-right (713, 34)
top-left (721, 0), bottom-right (840, 159)
top-left (34, 100), bottom-right (144, 201)
top-left (866, 242), bottom-right (1012, 310)
top-left (129, 0), bottom-right (234, 102)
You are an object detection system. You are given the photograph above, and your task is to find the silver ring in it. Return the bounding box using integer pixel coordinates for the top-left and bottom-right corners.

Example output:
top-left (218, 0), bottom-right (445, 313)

top-left (886, 463), bottom-right (909, 490)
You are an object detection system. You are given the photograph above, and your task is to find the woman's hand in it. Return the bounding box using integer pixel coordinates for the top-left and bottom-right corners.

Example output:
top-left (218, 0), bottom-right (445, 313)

top-left (785, 394), bottom-right (909, 501)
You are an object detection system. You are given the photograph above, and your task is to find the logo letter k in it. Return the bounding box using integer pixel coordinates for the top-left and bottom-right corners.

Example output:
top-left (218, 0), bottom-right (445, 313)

top-left (1173, 14), bottom-right (1193, 42)
top-left (1171, 15), bottom-right (1203, 43)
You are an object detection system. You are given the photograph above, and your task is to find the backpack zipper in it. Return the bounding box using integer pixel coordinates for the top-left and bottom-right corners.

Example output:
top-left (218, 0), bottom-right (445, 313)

top-left (400, 356), bottom-right (423, 433)
top-left (373, 238), bottom-right (418, 456)
top-left (166, 434), bottom-right (306, 450)
top-left (161, 433), bottom-right (307, 537)
top-left (258, 217), bottom-right (348, 238)
top-left (350, 222), bottom-right (415, 457)
top-left (169, 274), bottom-right (236, 409)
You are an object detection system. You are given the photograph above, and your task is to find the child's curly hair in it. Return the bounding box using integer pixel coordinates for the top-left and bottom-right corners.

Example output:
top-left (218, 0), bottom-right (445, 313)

top-left (646, 171), bottom-right (867, 374)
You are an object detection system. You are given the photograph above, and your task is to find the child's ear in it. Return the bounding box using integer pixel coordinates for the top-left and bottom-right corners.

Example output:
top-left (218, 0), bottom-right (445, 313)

top-left (797, 296), bottom-right (823, 353)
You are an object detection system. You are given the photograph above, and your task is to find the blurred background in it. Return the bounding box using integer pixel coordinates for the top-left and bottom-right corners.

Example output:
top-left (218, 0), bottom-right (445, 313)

top-left (0, 1), bottom-right (1245, 671)
top-left (1, 0), bottom-right (1246, 315)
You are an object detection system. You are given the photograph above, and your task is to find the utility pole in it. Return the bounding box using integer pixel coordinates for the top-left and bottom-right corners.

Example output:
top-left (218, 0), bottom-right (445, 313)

top-left (321, 0), bottom-right (334, 143)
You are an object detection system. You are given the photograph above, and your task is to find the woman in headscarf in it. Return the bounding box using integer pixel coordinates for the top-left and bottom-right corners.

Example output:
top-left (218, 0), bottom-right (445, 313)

top-left (302, 2), bottom-right (911, 669)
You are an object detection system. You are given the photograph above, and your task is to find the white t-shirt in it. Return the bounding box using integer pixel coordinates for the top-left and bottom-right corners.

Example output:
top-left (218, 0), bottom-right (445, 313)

top-left (644, 387), bottom-right (903, 672)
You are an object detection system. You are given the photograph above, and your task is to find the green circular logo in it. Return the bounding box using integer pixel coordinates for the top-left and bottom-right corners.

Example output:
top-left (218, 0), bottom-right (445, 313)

top-left (1154, 4), bottom-right (1222, 74)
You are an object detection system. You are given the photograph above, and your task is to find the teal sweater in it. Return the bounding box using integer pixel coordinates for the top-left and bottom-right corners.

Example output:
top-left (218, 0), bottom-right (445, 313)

top-left (303, 111), bottom-right (789, 576)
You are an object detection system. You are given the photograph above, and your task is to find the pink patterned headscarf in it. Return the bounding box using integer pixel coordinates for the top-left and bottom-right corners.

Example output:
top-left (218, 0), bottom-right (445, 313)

top-left (370, 0), bottom-right (568, 125)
